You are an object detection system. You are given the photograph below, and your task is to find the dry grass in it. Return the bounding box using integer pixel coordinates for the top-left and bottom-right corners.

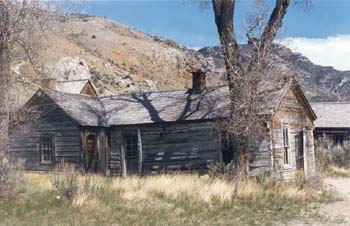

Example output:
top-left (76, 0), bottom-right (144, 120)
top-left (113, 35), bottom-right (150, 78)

top-left (0, 172), bottom-right (335, 226)
top-left (111, 174), bottom-right (309, 205)
top-left (324, 166), bottom-right (350, 178)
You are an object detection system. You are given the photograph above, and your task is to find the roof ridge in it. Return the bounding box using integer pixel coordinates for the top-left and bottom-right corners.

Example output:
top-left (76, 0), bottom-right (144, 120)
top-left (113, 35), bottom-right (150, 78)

top-left (41, 88), bottom-right (100, 100)
top-left (98, 85), bottom-right (228, 99)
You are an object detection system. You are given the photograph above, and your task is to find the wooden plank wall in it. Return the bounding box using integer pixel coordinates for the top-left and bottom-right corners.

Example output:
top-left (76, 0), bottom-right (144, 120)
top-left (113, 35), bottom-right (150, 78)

top-left (8, 96), bottom-right (82, 170)
top-left (247, 131), bottom-right (272, 177)
top-left (270, 88), bottom-right (316, 179)
top-left (109, 121), bottom-right (221, 175)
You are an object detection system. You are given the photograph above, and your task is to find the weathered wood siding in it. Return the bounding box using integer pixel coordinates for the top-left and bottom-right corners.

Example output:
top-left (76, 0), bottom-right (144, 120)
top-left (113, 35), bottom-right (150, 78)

top-left (248, 131), bottom-right (272, 177)
top-left (8, 95), bottom-right (82, 170)
top-left (109, 121), bottom-right (221, 175)
top-left (271, 88), bottom-right (316, 179)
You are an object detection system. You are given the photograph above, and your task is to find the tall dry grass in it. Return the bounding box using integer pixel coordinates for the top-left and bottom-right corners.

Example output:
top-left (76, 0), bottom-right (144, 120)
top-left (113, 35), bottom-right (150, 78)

top-left (110, 173), bottom-right (310, 205)
top-left (0, 171), bottom-right (335, 226)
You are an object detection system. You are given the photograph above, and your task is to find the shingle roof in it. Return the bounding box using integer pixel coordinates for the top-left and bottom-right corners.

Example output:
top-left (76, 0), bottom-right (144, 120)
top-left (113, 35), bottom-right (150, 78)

top-left (311, 102), bottom-right (350, 128)
top-left (100, 86), bottom-right (230, 126)
top-left (33, 79), bottom-right (313, 127)
top-left (56, 80), bottom-right (92, 95)
top-left (42, 90), bottom-right (105, 126)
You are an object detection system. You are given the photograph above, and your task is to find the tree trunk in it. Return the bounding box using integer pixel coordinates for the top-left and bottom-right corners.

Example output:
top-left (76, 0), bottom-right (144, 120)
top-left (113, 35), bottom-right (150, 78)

top-left (0, 5), bottom-right (10, 156)
top-left (212, 0), bottom-right (242, 91)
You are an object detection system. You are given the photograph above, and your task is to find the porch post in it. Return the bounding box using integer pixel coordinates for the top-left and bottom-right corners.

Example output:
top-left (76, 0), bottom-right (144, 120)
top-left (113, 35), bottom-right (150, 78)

top-left (121, 141), bottom-right (127, 177)
top-left (80, 130), bottom-right (87, 172)
top-left (137, 128), bottom-right (143, 175)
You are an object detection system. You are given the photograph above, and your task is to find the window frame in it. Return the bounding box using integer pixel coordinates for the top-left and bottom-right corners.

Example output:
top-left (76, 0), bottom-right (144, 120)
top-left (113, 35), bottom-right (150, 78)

top-left (282, 124), bottom-right (291, 167)
top-left (124, 136), bottom-right (138, 158)
top-left (40, 134), bottom-right (55, 164)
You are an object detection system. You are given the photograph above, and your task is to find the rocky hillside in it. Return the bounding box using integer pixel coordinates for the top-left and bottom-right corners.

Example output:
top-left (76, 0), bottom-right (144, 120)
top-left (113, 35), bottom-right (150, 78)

top-left (10, 14), bottom-right (212, 110)
top-left (198, 45), bottom-right (350, 102)
top-left (9, 14), bottom-right (350, 111)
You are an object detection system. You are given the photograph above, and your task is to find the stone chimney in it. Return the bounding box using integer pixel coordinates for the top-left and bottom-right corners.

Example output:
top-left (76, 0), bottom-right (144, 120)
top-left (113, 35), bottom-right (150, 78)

top-left (192, 69), bottom-right (206, 94)
top-left (41, 78), bottom-right (57, 91)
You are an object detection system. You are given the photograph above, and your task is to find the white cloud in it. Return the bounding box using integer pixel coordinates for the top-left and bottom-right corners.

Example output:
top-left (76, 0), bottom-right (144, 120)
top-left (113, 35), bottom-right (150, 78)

top-left (280, 35), bottom-right (350, 71)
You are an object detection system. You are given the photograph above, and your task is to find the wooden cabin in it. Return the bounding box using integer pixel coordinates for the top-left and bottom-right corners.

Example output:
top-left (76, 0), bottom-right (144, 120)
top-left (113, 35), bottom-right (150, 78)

top-left (9, 78), bottom-right (317, 179)
top-left (311, 102), bottom-right (350, 146)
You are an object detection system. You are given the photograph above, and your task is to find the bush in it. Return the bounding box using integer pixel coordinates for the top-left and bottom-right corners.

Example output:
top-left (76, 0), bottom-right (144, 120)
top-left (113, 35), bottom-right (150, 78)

top-left (51, 162), bottom-right (78, 199)
top-left (255, 171), bottom-right (275, 188)
top-left (315, 137), bottom-right (350, 171)
top-left (0, 155), bottom-right (25, 197)
top-left (208, 161), bottom-right (237, 180)
top-left (51, 161), bottom-right (101, 205)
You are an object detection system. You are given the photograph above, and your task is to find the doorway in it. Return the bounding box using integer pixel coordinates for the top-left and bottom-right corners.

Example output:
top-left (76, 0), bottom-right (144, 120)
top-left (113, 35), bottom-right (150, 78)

top-left (124, 135), bottom-right (139, 175)
top-left (295, 131), bottom-right (304, 170)
top-left (86, 134), bottom-right (99, 173)
top-left (221, 133), bottom-right (237, 164)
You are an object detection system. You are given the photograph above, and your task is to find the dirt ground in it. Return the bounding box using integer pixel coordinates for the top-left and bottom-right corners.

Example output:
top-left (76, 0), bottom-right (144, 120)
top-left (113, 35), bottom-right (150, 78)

top-left (287, 178), bottom-right (350, 226)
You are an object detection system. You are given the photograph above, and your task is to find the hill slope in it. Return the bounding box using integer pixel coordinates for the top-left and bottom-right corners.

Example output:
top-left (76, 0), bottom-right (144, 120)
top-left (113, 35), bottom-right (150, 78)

top-left (9, 14), bottom-right (350, 111)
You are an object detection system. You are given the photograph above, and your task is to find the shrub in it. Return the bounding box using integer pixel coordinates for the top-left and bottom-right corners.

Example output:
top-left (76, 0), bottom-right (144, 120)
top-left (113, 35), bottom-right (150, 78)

top-left (51, 161), bottom-right (78, 199)
top-left (315, 137), bottom-right (350, 171)
top-left (51, 161), bottom-right (101, 206)
top-left (0, 155), bottom-right (25, 197)
top-left (315, 137), bottom-right (333, 172)
top-left (208, 161), bottom-right (237, 180)
top-left (255, 171), bottom-right (275, 189)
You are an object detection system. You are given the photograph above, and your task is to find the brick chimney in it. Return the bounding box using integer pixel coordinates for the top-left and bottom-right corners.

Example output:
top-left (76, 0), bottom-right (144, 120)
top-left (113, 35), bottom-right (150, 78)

top-left (41, 78), bottom-right (57, 91)
top-left (192, 69), bottom-right (206, 94)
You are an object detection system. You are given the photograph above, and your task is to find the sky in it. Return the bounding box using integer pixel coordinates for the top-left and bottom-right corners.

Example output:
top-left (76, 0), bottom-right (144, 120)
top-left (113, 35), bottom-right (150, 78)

top-left (77, 0), bottom-right (350, 71)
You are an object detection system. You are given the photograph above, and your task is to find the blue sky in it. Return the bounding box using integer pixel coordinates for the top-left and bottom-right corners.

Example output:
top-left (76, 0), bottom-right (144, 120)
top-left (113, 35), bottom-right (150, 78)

top-left (79, 1), bottom-right (350, 70)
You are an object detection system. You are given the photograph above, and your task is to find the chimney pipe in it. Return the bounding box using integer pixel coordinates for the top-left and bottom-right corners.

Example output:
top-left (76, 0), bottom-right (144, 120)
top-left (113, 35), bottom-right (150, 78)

top-left (41, 78), bottom-right (57, 91)
top-left (192, 69), bottom-right (206, 94)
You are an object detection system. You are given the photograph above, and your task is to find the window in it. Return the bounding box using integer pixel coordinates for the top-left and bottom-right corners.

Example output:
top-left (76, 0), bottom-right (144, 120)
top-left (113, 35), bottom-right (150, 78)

top-left (282, 127), bottom-right (290, 165)
top-left (125, 136), bottom-right (138, 158)
top-left (41, 135), bottom-right (55, 164)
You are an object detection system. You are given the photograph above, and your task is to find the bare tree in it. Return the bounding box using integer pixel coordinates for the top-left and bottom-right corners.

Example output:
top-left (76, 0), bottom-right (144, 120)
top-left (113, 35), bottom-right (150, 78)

top-left (0, 2), bottom-right (77, 194)
top-left (208, 0), bottom-right (310, 177)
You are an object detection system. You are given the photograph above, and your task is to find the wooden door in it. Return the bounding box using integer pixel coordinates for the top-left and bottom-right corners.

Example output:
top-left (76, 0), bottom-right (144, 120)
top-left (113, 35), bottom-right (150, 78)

top-left (86, 133), bottom-right (99, 173)
top-left (295, 131), bottom-right (304, 170)
top-left (124, 136), bottom-right (139, 175)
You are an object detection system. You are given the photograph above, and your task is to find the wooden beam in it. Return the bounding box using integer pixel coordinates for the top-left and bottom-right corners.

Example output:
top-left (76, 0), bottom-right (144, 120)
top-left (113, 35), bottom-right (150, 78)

top-left (105, 130), bottom-right (110, 176)
top-left (80, 131), bottom-right (87, 172)
top-left (121, 141), bottom-right (127, 177)
top-left (98, 129), bottom-right (106, 175)
top-left (137, 128), bottom-right (143, 175)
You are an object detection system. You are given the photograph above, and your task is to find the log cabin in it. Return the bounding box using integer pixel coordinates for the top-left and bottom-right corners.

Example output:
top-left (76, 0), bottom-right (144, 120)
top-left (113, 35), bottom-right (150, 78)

top-left (9, 74), bottom-right (317, 180)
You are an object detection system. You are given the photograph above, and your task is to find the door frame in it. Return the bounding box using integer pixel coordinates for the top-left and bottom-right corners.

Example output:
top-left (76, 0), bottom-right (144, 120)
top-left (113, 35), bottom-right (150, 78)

top-left (80, 128), bottom-right (107, 174)
top-left (121, 128), bottom-right (143, 176)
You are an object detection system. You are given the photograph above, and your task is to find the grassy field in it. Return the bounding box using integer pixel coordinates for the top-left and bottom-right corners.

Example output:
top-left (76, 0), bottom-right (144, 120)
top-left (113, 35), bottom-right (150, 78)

top-left (0, 172), bottom-right (335, 226)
